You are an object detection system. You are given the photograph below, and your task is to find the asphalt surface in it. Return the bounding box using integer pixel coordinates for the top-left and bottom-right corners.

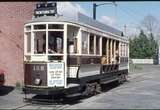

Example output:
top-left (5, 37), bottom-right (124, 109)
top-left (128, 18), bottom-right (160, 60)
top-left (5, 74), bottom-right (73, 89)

top-left (0, 64), bottom-right (160, 109)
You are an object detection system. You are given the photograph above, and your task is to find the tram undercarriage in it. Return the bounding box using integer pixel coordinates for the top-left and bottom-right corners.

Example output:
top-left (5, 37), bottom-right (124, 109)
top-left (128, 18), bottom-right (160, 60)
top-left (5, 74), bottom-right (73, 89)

top-left (23, 63), bottom-right (128, 101)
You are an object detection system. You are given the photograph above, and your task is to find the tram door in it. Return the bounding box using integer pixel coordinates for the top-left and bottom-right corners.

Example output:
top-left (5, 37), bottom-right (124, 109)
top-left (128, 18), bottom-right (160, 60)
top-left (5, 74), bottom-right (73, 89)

top-left (67, 25), bottom-right (79, 78)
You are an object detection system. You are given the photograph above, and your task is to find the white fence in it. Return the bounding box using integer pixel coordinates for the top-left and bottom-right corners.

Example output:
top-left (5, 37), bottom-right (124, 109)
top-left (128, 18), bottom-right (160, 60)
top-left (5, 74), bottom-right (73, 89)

top-left (131, 59), bottom-right (153, 64)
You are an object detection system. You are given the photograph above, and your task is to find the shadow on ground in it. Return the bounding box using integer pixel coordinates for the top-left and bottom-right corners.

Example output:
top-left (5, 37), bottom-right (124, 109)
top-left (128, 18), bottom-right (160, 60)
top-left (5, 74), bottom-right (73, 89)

top-left (0, 86), bottom-right (14, 96)
top-left (24, 81), bottom-right (123, 105)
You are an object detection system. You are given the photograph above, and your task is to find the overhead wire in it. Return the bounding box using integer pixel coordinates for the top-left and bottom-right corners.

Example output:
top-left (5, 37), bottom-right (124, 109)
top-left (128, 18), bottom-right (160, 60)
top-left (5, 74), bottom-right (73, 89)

top-left (114, 3), bottom-right (145, 36)
top-left (116, 6), bottom-right (140, 26)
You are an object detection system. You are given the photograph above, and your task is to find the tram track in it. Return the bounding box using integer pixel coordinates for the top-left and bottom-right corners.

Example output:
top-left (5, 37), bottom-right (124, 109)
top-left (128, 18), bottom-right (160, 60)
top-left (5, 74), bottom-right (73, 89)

top-left (14, 102), bottom-right (69, 110)
top-left (14, 103), bottom-right (32, 110)
top-left (13, 94), bottom-right (80, 109)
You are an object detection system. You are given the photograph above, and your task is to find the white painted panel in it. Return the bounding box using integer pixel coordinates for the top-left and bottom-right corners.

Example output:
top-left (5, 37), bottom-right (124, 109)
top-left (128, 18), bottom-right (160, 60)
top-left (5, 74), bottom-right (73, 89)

top-left (119, 66), bottom-right (128, 70)
top-left (132, 59), bottom-right (153, 64)
top-left (31, 55), bottom-right (47, 61)
top-left (68, 67), bottom-right (79, 78)
top-left (47, 62), bottom-right (65, 87)
top-left (119, 63), bottom-right (128, 70)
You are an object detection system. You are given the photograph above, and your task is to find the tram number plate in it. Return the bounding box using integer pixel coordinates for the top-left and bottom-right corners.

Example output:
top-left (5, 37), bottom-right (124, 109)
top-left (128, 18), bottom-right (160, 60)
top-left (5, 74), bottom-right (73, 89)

top-left (47, 62), bottom-right (64, 87)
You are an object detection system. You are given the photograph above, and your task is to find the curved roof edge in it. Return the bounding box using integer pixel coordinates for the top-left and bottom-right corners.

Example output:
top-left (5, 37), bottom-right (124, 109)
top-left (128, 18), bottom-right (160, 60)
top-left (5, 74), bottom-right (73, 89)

top-left (27, 12), bottom-right (122, 36)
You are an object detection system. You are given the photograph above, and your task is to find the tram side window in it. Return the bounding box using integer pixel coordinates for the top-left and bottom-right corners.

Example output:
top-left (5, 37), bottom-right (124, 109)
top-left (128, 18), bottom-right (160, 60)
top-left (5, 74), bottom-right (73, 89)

top-left (123, 44), bottom-right (125, 57)
top-left (115, 41), bottom-right (120, 63)
top-left (96, 36), bottom-right (100, 55)
top-left (124, 44), bottom-right (126, 57)
top-left (48, 31), bottom-right (63, 54)
top-left (26, 32), bottom-right (31, 53)
top-left (121, 44), bottom-right (123, 56)
top-left (102, 38), bottom-right (107, 55)
top-left (25, 25), bottom-right (31, 31)
top-left (34, 24), bottom-right (46, 30)
top-left (82, 31), bottom-right (89, 54)
top-left (68, 38), bottom-right (77, 54)
top-left (67, 25), bottom-right (79, 54)
top-left (48, 24), bottom-right (64, 29)
top-left (89, 34), bottom-right (94, 54)
top-left (34, 31), bottom-right (46, 54)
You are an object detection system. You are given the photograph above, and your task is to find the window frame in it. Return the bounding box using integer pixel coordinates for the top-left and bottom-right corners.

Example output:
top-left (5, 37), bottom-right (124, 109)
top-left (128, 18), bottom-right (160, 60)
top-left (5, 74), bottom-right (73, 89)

top-left (81, 30), bottom-right (89, 55)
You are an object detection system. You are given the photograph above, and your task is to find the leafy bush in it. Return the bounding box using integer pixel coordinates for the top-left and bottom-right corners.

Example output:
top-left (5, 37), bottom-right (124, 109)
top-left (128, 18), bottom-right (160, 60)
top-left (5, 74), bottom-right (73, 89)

top-left (129, 30), bottom-right (158, 59)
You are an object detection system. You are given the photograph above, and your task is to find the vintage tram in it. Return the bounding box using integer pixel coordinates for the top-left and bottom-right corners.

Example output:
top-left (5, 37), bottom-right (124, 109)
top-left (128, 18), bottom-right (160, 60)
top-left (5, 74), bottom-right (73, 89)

top-left (23, 2), bottom-right (129, 98)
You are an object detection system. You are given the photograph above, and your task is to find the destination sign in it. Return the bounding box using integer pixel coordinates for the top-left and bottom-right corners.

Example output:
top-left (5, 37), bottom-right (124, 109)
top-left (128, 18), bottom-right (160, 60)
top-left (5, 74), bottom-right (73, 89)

top-left (34, 2), bottom-right (57, 17)
top-left (35, 9), bottom-right (56, 15)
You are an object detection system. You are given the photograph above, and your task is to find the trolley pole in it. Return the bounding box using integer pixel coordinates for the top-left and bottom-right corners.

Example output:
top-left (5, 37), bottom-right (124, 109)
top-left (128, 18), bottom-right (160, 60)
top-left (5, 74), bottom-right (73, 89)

top-left (93, 3), bottom-right (97, 20)
top-left (93, 2), bottom-right (117, 20)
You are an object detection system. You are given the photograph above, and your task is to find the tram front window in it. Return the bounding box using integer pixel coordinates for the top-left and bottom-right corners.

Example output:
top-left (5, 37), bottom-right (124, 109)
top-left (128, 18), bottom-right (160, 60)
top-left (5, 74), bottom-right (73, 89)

top-left (34, 31), bottom-right (46, 54)
top-left (48, 31), bottom-right (63, 54)
top-left (26, 32), bottom-right (31, 53)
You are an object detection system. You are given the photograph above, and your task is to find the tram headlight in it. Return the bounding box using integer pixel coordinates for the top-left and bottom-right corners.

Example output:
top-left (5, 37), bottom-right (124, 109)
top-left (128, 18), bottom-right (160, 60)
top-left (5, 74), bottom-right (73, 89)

top-left (34, 78), bottom-right (41, 85)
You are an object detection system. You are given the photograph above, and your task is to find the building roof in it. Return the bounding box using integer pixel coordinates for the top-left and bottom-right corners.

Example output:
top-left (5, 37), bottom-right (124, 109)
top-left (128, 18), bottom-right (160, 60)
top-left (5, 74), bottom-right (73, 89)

top-left (27, 12), bottom-right (122, 36)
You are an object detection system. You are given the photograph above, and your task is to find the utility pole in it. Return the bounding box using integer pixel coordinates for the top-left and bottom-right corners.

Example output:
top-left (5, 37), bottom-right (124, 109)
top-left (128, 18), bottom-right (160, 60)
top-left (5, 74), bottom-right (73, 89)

top-left (93, 2), bottom-right (117, 20)
top-left (124, 25), bottom-right (127, 36)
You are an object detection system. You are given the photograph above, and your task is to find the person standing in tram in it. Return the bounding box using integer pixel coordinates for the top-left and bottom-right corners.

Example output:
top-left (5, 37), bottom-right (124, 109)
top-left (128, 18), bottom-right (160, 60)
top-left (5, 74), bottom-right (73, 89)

top-left (111, 55), bottom-right (115, 64)
top-left (115, 53), bottom-right (119, 64)
top-left (101, 55), bottom-right (107, 64)
top-left (42, 34), bottom-right (46, 53)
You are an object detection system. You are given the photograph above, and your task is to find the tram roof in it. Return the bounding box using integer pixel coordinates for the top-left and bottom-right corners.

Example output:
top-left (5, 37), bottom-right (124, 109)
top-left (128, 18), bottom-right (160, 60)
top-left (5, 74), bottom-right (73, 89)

top-left (28, 12), bottom-right (122, 36)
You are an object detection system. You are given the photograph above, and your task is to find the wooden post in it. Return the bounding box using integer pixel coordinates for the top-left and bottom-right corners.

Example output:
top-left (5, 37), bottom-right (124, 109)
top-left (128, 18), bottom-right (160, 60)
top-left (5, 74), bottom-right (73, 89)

top-left (110, 39), bottom-right (112, 64)
top-left (63, 24), bottom-right (67, 88)
top-left (100, 37), bottom-right (102, 56)
top-left (77, 29), bottom-right (81, 65)
top-left (124, 43), bottom-right (126, 57)
top-left (105, 39), bottom-right (107, 55)
top-left (88, 33), bottom-right (90, 54)
top-left (123, 43), bottom-right (126, 57)
top-left (114, 40), bottom-right (116, 60)
top-left (121, 43), bottom-right (123, 57)
top-left (127, 43), bottom-right (129, 72)
top-left (46, 24), bottom-right (48, 56)
top-left (119, 42), bottom-right (121, 63)
top-left (31, 24), bottom-right (34, 55)
top-left (94, 35), bottom-right (96, 55)
top-left (78, 29), bottom-right (81, 54)
top-left (106, 39), bottom-right (109, 64)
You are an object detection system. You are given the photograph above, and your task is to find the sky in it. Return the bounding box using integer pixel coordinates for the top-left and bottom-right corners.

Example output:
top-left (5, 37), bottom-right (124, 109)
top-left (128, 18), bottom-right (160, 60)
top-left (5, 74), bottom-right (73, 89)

top-left (57, 2), bottom-right (160, 37)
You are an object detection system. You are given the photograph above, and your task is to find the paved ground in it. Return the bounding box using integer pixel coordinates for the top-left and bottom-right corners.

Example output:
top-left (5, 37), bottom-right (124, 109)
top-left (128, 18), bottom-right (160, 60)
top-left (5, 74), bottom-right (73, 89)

top-left (0, 64), bottom-right (160, 109)
top-left (67, 65), bottom-right (160, 109)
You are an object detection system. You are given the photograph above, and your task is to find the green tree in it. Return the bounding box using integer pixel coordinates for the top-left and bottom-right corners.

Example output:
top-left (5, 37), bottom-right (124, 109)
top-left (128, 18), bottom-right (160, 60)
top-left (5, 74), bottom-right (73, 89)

top-left (129, 30), bottom-right (158, 59)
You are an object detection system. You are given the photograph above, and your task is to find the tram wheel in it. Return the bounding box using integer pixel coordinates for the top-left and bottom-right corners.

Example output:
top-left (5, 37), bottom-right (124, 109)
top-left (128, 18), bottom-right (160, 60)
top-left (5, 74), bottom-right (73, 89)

top-left (82, 84), bottom-right (91, 96)
top-left (82, 82), bottom-right (97, 96)
top-left (118, 74), bottom-right (123, 84)
top-left (123, 74), bottom-right (128, 82)
top-left (94, 82), bottom-right (102, 94)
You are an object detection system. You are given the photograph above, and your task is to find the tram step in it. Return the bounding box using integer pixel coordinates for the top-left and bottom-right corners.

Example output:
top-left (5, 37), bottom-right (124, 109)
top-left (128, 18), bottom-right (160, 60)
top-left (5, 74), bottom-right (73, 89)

top-left (101, 78), bottom-right (118, 84)
top-left (66, 83), bottom-right (80, 88)
top-left (65, 93), bottom-right (82, 98)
